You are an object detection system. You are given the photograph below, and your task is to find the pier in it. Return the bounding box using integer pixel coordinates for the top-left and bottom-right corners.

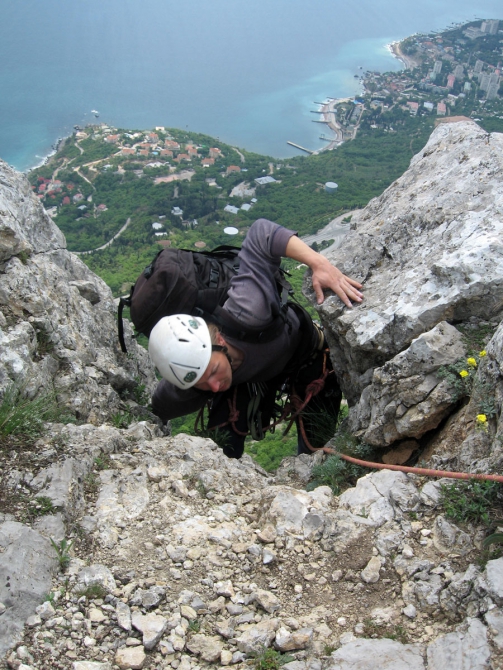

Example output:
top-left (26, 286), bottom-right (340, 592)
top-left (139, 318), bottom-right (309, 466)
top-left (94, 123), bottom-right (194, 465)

top-left (286, 141), bottom-right (314, 155)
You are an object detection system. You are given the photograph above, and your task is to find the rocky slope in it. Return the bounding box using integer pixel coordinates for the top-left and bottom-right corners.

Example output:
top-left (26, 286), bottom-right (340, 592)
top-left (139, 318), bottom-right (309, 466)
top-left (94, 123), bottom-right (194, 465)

top-left (0, 159), bottom-right (155, 423)
top-left (1, 121), bottom-right (503, 670)
top-left (316, 120), bottom-right (503, 471)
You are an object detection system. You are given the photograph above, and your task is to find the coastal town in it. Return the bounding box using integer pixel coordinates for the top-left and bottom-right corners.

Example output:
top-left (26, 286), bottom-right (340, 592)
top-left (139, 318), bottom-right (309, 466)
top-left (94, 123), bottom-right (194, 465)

top-left (313, 18), bottom-right (503, 151)
top-left (26, 18), bottom-right (503, 270)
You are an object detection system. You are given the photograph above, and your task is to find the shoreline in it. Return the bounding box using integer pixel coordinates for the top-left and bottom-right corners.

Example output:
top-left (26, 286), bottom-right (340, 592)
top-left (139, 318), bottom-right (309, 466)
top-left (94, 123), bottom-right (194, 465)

top-left (25, 135), bottom-right (69, 174)
top-left (386, 32), bottom-right (426, 71)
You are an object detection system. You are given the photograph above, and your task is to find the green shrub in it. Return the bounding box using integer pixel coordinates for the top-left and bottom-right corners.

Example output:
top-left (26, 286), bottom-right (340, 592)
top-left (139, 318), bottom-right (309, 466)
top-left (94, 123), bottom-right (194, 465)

top-left (307, 434), bottom-right (374, 494)
top-left (252, 648), bottom-right (295, 670)
top-left (27, 496), bottom-right (55, 517)
top-left (245, 428), bottom-right (298, 472)
top-left (440, 480), bottom-right (502, 525)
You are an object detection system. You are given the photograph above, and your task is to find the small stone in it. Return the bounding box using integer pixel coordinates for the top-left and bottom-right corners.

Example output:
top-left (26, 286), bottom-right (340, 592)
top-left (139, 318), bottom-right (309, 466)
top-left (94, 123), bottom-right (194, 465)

top-left (186, 634), bottom-right (223, 662)
top-left (36, 601), bottom-right (55, 621)
top-left (0, 602), bottom-right (6, 615)
top-left (172, 480), bottom-right (190, 497)
top-left (235, 619), bottom-right (280, 653)
top-left (131, 612), bottom-right (168, 650)
top-left (294, 585), bottom-right (303, 594)
top-left (263, 549), bottom-right (276, 565)
top-left (147, 466), bottom-right (169, 482)
top-left (181, 604), bottom-right (197, 620)
top-left (275, 627), bottom-right (313, 651)
top-left (72, 662), bottom-right (113, 670)
top-left (231, 652), bottom-right (246, 664)
top-left (126, 638), bottom-right (142, 646)
top-left (88, 607), bottom-right (106, 623)
top-left (256, 526), bottom-right (277, 544)
top-left (116, 601), bottom-right (132, 631)
top-left (83, 636), bottom-right (97, 647)
top-left (77, 565), bottom-right (116, 593)
top-left (354, 623), bottom-right (365, 635)
top-left (160, 640), bottom-right (175, 656)
top-left (337, 617), bottom-right (347, 626)
top-left (215, 580), bottom-right (235, 598)
top-left (403, 604), bottom-right (417, 619)
top-left (402, 545), bottom-right (414, 558)
top-left (26, 614), bottom-right (42, 627)
top-left (252, 589), bottom-right (281, 613)
top-left (361, 556), bottom-right (381, 584)
top-left (115, 646), bottom-right (146, 669)
top-left (332, 570), bottom-right (343, 582)
top-left (220, 650), bottom-right (233, 666)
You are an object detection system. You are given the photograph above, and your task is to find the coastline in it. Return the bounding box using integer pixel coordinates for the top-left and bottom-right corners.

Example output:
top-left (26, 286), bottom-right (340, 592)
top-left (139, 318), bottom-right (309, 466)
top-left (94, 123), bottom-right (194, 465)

top-left (26, 135), bottom-right (69, 174)
top-left (386, 37), bottom-right (421, 70)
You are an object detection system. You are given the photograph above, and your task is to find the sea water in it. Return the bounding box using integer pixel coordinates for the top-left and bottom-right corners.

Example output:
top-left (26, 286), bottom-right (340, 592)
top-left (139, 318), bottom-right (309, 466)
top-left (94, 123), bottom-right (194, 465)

top-left (0, 0), bottom-right (501, 171)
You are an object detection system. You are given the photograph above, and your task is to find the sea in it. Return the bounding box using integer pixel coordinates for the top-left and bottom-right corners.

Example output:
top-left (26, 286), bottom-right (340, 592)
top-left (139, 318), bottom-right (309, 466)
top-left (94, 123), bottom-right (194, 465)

top-left (1, 0), bottom-right (502, 172)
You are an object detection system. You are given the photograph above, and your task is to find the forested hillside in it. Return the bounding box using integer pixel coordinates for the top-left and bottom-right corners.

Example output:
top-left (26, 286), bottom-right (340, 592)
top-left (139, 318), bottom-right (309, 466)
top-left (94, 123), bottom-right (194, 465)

top-left (29, 113), bottom-right (434, 295)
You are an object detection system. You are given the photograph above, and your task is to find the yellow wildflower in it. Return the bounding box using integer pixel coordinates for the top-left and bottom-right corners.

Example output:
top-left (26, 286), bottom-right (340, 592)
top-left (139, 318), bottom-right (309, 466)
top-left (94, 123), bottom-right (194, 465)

top-left (467, 357), bottom-right (477, 367)
top-left (476, 414), bottom-right (487, 424)
top-left (459, 370), bottom-right (469, 378)
top-left (479, 350), bottom-right (487, 357)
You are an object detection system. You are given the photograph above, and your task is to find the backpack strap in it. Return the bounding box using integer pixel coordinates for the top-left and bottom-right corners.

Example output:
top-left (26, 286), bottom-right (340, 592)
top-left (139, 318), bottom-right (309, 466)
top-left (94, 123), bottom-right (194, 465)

top-left (118, 293), bottom-right (132, 353)
top-left (198, 305), bottom-right (290, 344)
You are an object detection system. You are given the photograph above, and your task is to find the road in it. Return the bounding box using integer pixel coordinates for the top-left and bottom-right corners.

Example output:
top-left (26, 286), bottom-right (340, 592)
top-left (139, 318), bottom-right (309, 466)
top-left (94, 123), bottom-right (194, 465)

top-left (301, 210), bottom-right (362, 255)
top-left (73, 217), bottom-right (132, 255)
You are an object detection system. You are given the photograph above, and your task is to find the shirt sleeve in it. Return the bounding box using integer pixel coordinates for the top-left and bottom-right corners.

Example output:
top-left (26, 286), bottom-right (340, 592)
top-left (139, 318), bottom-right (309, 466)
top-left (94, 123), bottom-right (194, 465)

top-left (151, 379), bottom-right (209, 422)
top-left (223, 218), bottom-right (297, 328)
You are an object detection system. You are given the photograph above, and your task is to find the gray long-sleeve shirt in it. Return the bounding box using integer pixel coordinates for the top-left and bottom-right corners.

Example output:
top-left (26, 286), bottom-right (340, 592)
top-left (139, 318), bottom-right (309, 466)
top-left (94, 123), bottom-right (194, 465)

top-left (152, 218), bottom-right (302, 422)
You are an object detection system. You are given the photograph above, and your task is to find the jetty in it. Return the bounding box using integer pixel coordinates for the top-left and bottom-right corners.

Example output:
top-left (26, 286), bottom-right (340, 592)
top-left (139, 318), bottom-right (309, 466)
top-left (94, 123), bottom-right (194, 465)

top-left (287, 141), bottom-right (314, 155)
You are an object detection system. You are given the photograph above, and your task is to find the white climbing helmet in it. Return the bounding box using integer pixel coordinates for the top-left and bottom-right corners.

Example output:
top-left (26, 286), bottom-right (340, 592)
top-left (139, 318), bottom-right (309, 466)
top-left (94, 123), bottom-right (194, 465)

top-left (148, 314), bottom-right (211, 389)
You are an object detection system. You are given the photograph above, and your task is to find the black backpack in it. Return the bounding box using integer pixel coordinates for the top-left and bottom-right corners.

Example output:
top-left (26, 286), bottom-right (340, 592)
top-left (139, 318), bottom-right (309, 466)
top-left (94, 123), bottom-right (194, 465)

top-left (118, 245), bottom-right (292, 353)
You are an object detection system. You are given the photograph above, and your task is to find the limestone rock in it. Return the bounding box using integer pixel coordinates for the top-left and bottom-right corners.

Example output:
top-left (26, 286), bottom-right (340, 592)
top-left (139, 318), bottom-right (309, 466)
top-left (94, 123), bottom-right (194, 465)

top-left (432, 516), bottom-right (473, 556)
top-left (76, 564), bottom-right (116, 594)
top-left (0, 159), bottom-right (155, 421)
top-left (0, 521), bottom-right (58, 657)
top-left (483, 557), bottom-right (503, 606)
top-left (275, 627), bottom-right (313, 651)
top-left (115, 647), bottom-right (146, 669)
top-left (235, 619), bottom-right (280, 654)
top-left (361, 556), bottom-right (382, 584)
top-left (327, 637), bottom-right (425, 669)
top-left (321, 122), bottom-right (503, 404)
top-left (484, 609), bottom-right (503, 650)
top-left (348, 322), bottom-right (465, 446)
top-left (116, 602), bottom-right (132, 632)
top-left (251, 588), bottom-right (281, 613)
top-left (186, 634), bottom-right (223, 662)
top-left (131, 612), bottom-right (167, 650)
top-left (426, 618), bottom-right (490, 670)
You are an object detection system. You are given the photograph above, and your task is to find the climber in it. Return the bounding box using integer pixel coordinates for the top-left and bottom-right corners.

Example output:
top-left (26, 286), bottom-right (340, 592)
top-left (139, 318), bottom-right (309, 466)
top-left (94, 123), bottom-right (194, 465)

top-left (149, 218), bottom-right (363, 459)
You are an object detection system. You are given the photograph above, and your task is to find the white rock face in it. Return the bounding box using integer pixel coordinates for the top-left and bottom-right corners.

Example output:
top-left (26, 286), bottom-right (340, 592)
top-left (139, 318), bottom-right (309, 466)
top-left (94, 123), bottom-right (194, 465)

top-left (317, 121), bottom-right (503, 450)
top-left (0, 159), bottom-right (155, 423)
top-left (327, 637), bottom-right (425, 669)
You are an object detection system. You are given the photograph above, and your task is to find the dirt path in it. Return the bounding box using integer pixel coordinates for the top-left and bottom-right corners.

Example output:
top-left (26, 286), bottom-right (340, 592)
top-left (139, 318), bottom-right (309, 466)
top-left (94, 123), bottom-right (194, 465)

top-left (73, 217), bottom-right (131, 255)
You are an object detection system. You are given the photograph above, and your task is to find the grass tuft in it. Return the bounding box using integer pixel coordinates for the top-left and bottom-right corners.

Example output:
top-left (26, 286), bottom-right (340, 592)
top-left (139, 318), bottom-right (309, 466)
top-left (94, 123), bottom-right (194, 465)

top-left (0, 384), bottom-right (72, 442)
top-left (440, 480), bottom-right (502, 526)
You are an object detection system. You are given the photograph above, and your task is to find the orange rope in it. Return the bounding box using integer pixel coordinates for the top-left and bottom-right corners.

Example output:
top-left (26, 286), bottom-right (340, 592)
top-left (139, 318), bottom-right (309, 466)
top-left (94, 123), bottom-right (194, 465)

top-left (321, 447), bottom-right (503, 484)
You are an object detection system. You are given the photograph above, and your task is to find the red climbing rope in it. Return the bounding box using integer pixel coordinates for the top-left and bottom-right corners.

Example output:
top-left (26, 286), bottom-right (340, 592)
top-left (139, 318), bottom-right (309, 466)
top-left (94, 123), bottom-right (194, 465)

top-left (320, 447), bottom-right (503, 484)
